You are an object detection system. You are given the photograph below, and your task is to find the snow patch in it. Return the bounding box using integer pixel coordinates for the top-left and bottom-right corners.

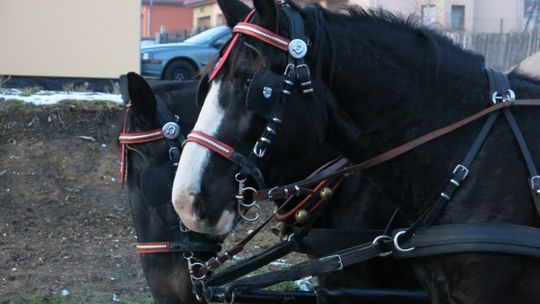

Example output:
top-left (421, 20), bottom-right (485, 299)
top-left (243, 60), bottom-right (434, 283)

top-left (0, 89), bottom-right (122, 105)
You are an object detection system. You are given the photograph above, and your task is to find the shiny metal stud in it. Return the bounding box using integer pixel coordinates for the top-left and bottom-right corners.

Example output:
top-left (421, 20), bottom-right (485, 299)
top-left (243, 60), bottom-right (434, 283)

top-left (262, 86), bottom-right (273, 99)
top-left (162, 122), bottom-right (181, 139)
top-left (288, 39), bottom-right (308, 59)
top-left (319, 187), bottom-right (334, 201)
top-left (295, 209), bottom-right (310, 224)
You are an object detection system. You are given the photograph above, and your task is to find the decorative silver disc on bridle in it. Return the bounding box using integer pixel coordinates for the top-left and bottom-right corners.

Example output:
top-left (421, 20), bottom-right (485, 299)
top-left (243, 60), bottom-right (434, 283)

top-left (288, 39), bottom-right (308, 59)
top-left (162, 122), bottom-right (181, 139)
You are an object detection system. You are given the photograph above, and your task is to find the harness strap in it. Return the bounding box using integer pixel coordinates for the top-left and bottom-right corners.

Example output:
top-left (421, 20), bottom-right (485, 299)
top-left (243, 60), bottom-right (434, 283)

top-left (393, 223), bottom-right (540, 259)
top-left (136, 241), bottom-right (221, 254)
top-left (218, 223), bottom-right (540, 298)
top-left (253, 98), bottom-right (540, 202)
top-left (205, 240), bottom-right (298, 287)
top-left (220, 241), bottom-right (388, 297)
top-left (294, 228), bottom-right (385, 256)
top-left (119, 129), bottom-right (164, 144)
top-left (501, 108), bottom-right (540, 216)
top-left (186, 130), bottom-right (266, 188)
top-left (275, 157), bottom-right (348, 224)
top-left (233, 23), bottom-right (290, 51)
top-left (210, 10), bottom-right (257, 81)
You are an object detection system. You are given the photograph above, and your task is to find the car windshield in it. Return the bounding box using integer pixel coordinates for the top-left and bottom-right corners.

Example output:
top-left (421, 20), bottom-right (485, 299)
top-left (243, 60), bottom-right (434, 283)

top-left (184, 26), bottom-right (228, 45)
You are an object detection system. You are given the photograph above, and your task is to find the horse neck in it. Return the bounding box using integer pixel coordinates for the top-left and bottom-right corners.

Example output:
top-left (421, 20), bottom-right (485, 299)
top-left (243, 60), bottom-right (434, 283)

top-left (315, 14), bottom-right (493, 216)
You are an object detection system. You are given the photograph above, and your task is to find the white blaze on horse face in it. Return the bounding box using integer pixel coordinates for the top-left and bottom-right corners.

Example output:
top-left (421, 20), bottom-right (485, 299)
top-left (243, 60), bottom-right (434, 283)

top-left (172, 81), bottom-right (233, 234)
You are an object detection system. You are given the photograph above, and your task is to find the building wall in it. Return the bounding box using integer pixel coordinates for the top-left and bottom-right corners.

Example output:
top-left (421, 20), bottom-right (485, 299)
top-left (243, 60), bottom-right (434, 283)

top-left (350, 0), bottom-right (523, 33)
top-left (192, 3), bottom-right (219, 30)
top-left (474, 0), bottom-right (523, 33)
top-left (141, 4), bottom-right (193, 37)
top-left (0, 0), bottom-right (139, 79)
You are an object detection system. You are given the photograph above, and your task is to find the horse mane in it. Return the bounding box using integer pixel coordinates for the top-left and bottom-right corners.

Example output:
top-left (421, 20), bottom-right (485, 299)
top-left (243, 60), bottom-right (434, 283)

top-left (301, 4), bottom-right (484, 83)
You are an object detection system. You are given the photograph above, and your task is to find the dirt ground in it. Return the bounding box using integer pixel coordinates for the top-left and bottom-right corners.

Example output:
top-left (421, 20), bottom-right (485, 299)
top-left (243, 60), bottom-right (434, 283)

top-left (0, 100), bottom-right (148, 302)
top-left (0, 100), bottom-right (287, 303)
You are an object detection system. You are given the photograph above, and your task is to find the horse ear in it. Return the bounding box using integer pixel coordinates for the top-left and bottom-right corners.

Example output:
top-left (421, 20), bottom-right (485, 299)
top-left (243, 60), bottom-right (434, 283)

top-left (126, 72), bottom-right (157, 117)
top-left (253, 0), bottom-right (278, 31)
top-left (217, 0), bottom-right (251, 28)
top-left (118, 74), bottom-right (130, 105)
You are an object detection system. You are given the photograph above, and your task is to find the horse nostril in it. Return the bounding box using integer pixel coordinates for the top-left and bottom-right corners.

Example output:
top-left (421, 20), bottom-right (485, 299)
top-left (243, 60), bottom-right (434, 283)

top-left (189, 193), bottom-right (208, 220)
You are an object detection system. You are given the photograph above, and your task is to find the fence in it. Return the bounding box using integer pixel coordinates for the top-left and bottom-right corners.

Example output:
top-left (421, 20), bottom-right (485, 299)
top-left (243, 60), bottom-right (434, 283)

top-left (447, 30), bottom-right (540, 71)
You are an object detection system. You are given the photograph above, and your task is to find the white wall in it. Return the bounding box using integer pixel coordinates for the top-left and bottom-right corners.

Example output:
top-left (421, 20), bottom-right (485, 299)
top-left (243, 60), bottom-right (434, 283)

top-left (0, 0), bottom-right (140, 79)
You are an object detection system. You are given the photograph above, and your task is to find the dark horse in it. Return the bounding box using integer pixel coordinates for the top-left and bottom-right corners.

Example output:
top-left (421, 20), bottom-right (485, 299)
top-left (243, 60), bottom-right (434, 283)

top-left (122, 72), bottom-right (421, 302)
top-left (119, 73), bottom-right (220, 303)
top-left (172, 0), bottom-right (540, 303)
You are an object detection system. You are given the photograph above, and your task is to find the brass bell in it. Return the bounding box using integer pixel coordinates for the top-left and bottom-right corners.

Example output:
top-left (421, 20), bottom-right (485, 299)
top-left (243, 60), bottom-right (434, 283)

top-left (295, 209), bottom-right (310, 224)
top-left (319, 187), bottom-right (334, 201)
top-left (271, 222), bottom-right (288, 239)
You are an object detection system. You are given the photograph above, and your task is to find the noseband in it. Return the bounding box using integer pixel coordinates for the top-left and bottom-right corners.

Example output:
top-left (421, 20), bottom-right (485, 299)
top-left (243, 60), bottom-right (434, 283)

top-left (187, 3), bottom-right (314, 205)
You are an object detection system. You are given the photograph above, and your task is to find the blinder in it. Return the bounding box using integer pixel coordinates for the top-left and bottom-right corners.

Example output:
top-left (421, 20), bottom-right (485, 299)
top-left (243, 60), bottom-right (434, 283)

top-left (246, 68), bottom-right (284, 120)
top-left (141, 162), bottom-right (175, 206)
top-left (196, 73), bottom-right (210, 108)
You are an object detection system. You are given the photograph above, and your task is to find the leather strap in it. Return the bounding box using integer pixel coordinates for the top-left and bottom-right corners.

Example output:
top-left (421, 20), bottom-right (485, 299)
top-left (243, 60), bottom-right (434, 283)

top-left (253, 98), bottom-right (540, 202)
top-left (136, 241), bottom-right (221, 254)
top-left (221, 241), bottom-right (388, 296)
top-left (186, 130), bottom-right (266, 188)
top-left (393, 223), bottom-right (540, 259)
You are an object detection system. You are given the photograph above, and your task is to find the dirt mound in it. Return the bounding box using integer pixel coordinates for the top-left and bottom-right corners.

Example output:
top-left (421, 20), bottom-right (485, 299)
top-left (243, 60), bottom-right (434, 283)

top-left (0, 100), bottom-right (149, 302)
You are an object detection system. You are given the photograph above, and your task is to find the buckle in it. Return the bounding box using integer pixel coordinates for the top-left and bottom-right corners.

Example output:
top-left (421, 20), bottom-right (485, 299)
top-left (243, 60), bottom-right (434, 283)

top-left (531, 176), bottom-right (540, 194)
top-left (393, 230), bottom-right (415, 253)
top-left (452, 164), bottom-right (469, 180)
top-left (372, 235), bottom-right (393, 257)
top-left (491, 89), bottom-right (516, 104)
top-left (320, 254), bottom-right (343, 271)
top-left (296, 64), bottom-right (313, 94)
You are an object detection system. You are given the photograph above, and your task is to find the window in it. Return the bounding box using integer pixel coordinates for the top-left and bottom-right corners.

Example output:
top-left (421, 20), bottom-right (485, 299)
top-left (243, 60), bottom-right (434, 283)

top-left (197, 16), bottom-right (211, 31)
top-left (451, 5), bottom-right (465, 31)
top-left (422, 5), bottom-right (437, 25)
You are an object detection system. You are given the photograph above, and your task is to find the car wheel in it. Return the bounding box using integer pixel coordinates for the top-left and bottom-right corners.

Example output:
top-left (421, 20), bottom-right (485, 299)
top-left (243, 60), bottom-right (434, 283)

top-left (163, 61), bottom-right (196, 81)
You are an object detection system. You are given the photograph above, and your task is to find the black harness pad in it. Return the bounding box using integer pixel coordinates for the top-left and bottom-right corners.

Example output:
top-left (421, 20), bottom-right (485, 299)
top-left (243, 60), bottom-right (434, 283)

top-left (246, 68), bottom-right (284, 120)
top-left (141, 163), bottom-right (175, 206)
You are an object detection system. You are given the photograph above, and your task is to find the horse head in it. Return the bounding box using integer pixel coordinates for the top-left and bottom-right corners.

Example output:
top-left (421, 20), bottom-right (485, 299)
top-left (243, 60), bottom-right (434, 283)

top-left (121, 72), bottom-right (219, 303)
top-left (172, 0), bottom-right (336, 235)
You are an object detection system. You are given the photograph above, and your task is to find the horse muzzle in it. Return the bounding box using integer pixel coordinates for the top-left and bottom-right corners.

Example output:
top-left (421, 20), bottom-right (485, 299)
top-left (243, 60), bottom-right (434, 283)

top-left (172, 192), bottom-right (235, 235)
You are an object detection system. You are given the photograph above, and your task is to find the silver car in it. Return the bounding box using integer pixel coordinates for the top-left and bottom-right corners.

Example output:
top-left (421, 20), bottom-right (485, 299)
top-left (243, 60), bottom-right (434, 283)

top-left (140, 26), bottom-right (231, 80)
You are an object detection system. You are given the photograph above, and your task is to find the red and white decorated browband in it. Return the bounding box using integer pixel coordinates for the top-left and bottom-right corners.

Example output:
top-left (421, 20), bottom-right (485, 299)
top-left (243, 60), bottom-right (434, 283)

top-left (209, 9), bottom-right (292, 81)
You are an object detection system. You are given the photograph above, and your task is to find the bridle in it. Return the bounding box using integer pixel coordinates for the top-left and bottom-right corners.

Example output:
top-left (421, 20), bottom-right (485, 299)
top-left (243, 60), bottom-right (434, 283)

top-left (118, 97), bottom-right (221, 295)
top-left (119, 98), bottom-right (185, 186)
top-left (188, 2), bottom-right (315, 213)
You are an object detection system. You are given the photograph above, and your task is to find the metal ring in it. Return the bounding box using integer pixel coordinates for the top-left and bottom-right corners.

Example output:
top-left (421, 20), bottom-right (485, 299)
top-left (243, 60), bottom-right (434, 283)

top-left (372, 235), bottom-right (393, 257)
top-left (267, 186), bottom-right (279, 201)
top-left (189, 262), bottom-right (207, 280)
top-left (179, 221), bottom-right (189, 232)
top-left (235, 173), bottom-right (247, 183)
top-left (287, 233), bottom-right (296, 242)
top-left (253, 141), bottom-right (267, 158)
top-left (239, 204), bottom-right (260, 222)
top-left (183, 252), bottom-right (193, 259)
top-left (239, 187), bottom-right (257, 207)
top-left (393, 231), bottom-right (415, 253)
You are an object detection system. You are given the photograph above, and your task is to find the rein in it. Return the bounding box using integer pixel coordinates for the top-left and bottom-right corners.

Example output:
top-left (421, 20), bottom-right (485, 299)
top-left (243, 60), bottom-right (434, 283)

top-left (252, 97), bottom-right (540, 202)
